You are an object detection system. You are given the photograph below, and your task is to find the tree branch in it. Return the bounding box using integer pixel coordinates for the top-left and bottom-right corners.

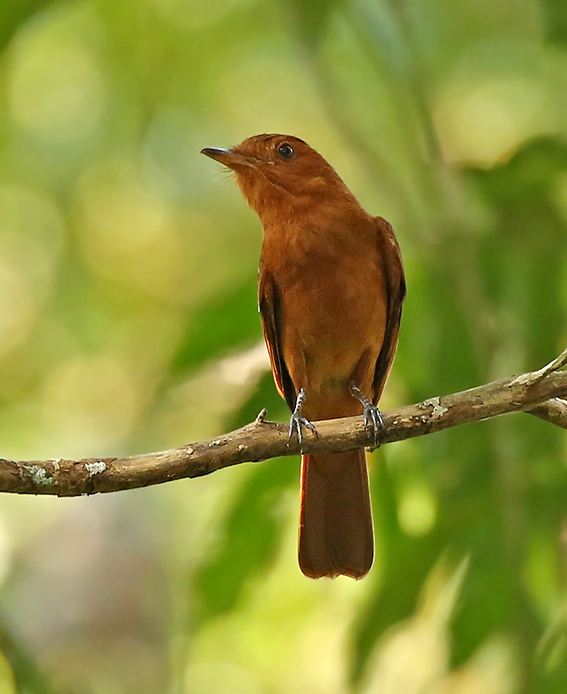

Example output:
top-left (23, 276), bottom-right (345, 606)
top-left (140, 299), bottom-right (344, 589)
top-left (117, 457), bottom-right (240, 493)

top-left (1, 357), bottom-right (566, 497)
top-left (527, 398), bottom-right (567, 429)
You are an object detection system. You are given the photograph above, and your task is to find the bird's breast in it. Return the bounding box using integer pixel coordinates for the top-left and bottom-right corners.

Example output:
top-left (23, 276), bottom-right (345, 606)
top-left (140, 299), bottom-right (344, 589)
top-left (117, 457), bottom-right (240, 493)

top-left (262, 229), bottom-right (388, 415)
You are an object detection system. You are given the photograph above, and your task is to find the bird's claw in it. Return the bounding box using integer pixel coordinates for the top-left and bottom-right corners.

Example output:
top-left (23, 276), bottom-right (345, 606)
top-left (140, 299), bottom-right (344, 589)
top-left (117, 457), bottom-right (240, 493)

top-left (288, 415), bottom-right (317, 449)
top-left (288, 387), bottom-right (318, 451)
top-left (350, 383), bottom-right (383, 450)
top-left (362, 402), bottom-right (384, 449)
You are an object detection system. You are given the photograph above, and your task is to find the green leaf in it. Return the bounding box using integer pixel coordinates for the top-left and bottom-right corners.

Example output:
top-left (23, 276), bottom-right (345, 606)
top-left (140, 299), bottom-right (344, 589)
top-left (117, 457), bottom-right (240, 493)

top-left (173, 274), bottom-right (262, 374)
top-left (351, 453), bottom-right (443, 682)
top-left (0, 618), bottom-right (62, 694)
top-left (226, 369), bottom-right (288, 431)
top-left (193, 456), bottom-right (298, 624)
top-left (539, 0), bottom-right (567, 45)
top-left (0, 0), bottom-right (53, 52)
top-left (281, 0), bottom-right (340, 48)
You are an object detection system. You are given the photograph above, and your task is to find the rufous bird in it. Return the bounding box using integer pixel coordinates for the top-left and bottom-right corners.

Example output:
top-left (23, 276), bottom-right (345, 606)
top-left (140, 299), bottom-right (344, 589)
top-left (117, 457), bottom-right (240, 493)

top-left (202, 134), bottom-right (405, 579)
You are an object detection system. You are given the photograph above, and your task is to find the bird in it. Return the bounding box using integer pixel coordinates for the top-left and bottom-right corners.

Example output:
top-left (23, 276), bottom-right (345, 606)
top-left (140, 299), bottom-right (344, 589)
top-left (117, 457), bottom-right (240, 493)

top-left (202, 134), bottom-right (405, 579)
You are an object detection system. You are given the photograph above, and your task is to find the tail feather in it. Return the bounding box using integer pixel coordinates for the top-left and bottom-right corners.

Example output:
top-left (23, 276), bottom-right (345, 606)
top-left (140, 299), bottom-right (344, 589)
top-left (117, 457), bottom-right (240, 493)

top-left (299, 450), bottom-right (373, 579)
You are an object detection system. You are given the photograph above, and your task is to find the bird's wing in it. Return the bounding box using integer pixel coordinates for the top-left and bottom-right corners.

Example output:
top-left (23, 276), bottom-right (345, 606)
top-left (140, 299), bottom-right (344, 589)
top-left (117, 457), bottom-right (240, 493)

top-left (372, 217), bottom-right (406, 403)
top-left (258, 269), bottom-right (297, 411)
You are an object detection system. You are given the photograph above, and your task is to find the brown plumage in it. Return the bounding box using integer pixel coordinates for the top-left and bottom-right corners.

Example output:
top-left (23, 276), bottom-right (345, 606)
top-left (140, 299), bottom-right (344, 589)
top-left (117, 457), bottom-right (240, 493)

top-left (202, 134), bottom-right (405, 579)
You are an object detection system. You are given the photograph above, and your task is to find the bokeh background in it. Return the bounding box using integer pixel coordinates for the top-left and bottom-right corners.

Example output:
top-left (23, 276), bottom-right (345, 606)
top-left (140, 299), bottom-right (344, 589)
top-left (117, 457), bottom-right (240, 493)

top-left (0, 0), bottom-right (566, 691)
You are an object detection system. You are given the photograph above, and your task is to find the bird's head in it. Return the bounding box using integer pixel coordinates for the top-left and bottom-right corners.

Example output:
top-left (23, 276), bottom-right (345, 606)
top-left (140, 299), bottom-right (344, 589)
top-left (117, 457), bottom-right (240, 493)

top-left (201, 134), bottom-right (357, 221)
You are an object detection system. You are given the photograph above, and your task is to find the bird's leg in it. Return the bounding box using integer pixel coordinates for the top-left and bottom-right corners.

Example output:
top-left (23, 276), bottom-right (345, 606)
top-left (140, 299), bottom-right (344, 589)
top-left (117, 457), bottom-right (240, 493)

top-left (288, 388), bottom-right (318, 450)
top-left (349, 383), bottom-right (383, 449)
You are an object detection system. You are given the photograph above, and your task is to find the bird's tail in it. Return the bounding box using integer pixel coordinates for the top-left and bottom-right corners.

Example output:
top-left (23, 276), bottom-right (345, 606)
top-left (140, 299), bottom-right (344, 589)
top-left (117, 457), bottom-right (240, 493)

top-left (299, 450), bottom-right (373, 579)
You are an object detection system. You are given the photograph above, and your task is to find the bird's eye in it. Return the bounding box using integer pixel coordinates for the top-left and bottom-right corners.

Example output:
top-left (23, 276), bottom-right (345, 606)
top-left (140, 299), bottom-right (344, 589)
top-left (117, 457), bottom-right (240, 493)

top-left (277, 143), bottom-right (294, 160)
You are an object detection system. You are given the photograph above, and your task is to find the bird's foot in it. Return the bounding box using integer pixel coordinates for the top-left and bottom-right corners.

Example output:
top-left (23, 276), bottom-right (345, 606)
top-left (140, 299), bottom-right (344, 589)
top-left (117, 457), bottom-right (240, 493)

top-left (288, 388), bottom-right (318, 451)
top-left (349, 383), bottom-right (383, 449)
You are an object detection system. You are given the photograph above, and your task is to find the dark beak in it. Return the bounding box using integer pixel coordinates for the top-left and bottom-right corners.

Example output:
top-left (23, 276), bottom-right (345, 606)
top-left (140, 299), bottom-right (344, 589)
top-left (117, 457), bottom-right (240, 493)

top-left (201, 147), bottom-right (255, 170)
top-left (201, 147), bottom-right (232, 162)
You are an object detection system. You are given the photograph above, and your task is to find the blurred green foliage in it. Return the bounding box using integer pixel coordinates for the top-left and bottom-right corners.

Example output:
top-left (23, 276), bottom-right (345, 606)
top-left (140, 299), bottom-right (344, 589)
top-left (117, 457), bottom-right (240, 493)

top-left (0, 0), bottom-right (565, 692)
top-left (194, 456), bottom-right (298, 624)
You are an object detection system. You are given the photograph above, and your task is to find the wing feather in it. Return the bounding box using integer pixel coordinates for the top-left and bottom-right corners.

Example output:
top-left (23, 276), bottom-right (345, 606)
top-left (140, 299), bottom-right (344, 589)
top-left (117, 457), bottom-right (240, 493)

top-left (372, 217), bottom-right (406, 403)
top-left (258, 269), bottom-right (296, 411)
